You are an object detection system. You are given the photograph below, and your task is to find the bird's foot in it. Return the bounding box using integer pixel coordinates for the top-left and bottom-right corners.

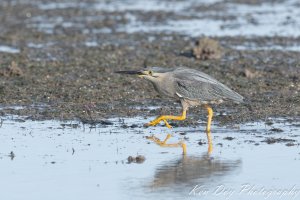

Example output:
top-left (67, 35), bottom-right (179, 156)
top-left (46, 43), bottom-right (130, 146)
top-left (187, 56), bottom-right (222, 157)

top-left (162, 119), bottom-right (172, 129)
top-left (144, 118), bottom-right (172, 129)
top-left (146, 134), bottom-right (186, 155)
top-left (144, 121), bottom-right (158, 127)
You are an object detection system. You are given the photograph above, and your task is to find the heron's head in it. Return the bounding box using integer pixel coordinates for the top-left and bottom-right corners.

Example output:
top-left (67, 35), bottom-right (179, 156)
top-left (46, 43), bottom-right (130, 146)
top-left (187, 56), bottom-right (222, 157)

top-left (115, 67), bottom-right (172, 82)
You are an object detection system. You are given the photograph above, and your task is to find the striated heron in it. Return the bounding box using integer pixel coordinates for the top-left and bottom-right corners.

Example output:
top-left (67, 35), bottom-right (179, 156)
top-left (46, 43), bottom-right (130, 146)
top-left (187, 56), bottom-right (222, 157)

top-left (116, 67), bottom-right (244, 154)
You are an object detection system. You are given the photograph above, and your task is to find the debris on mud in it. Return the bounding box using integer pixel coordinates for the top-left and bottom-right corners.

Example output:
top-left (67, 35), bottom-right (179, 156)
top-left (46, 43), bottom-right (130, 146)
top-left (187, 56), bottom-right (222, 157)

top-left (127, 155), bottom-right (146, 164)
top-left (122, 123), bottom-right (139, 129)
top-left (269, 128), bottom-right (284, 132)
top-left (243, 68), bottom-right (261, 79)
top-left (198, 140), bottom-right (207, 145)
top-left (265, 120), bottom-right (274, 126)
top-left (286, 142), bottom-right (297, 147)
top-left (262, 137), bottom-right (296, 144)
top-left (130, 124), bottom-right (139, 128)
top-left (216, 143), bottom-right (223, 147)
top-left (192, 38), bottom-right (222, 60)
top-left (244, 140), bottom-right (256, 144)
top-left (8, 151), bottom-right (15, 160)
top-left (80, 119), bottom-right (114, 126)
top-left (0, 61), bottom-right (23, 77)
top-left (224, 136), bottom-right (235, 141)
top-left (99, 120), bottom-right (114, 126)
top-left (60, 123), bottom-right (80, 128)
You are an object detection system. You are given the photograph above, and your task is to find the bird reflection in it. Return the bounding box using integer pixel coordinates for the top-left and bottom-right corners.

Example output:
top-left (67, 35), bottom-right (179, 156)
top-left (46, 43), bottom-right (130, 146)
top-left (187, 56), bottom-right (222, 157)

top-left (149, 154), bottom-right (241, 189)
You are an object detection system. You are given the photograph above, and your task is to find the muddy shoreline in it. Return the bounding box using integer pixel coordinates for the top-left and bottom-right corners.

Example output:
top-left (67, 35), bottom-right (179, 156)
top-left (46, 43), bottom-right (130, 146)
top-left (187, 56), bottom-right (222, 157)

top-left (0, 0), bottom-right (299, 125)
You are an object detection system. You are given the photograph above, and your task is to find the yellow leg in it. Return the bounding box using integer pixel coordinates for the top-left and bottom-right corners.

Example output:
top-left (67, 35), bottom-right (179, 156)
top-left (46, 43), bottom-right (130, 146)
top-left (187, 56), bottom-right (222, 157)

top-left (145, 110), bottom-right (187, 128)
top-left (205, 105), bottom-right (213, 154)
top-left (146, 134), bottom-right (187, 155)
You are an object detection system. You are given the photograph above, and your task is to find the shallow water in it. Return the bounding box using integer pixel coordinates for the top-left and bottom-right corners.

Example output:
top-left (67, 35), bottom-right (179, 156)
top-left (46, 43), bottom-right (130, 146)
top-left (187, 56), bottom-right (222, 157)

top-left (32, 0), bottom-right (300, 37)
top-left (0, 116), bottom-right (299, 200)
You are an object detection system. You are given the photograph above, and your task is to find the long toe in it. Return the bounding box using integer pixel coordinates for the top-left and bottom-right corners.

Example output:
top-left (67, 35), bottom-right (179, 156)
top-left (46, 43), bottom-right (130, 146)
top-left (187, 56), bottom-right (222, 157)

top-left (144, 122), bottom-right (156, 127)
top-left (162, 119), bottom-right (173, 129)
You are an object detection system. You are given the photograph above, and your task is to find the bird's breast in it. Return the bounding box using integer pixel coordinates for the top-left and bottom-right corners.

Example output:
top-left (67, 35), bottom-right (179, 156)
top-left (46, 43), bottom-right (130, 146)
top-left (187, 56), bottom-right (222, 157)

top-left (151, 79), bottom-right (176, 99)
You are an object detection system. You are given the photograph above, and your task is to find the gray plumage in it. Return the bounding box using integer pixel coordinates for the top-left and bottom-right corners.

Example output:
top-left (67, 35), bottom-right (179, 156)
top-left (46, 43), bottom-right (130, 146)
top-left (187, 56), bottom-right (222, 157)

top-left (175, 67), bottom-right (243, 103)
top-left (147, 67), bottom-right (243, 104)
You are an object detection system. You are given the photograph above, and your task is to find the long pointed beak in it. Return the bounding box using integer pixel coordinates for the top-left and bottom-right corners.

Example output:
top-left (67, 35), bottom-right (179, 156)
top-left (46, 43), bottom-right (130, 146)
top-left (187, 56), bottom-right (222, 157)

top-left (115, 70), bottom-right (147, 76)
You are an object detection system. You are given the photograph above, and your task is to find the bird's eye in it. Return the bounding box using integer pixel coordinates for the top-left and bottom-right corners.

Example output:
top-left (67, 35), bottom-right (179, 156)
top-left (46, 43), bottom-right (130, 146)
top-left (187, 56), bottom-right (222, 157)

top-left (149, 71), bottom-right (153, 76)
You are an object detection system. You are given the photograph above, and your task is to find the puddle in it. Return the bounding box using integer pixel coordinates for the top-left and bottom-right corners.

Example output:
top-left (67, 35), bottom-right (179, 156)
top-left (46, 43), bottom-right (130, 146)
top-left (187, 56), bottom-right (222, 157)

top-left (0, 45), bottom-right (20, 54)
top-left (27, 42), bottom-right (54, 49)
top-left (0, 104), bottom-right (49, 112)
top-left (0, 106), bottom-right (25, 111)
top-left (38, 2), bottom-right (88, 10)
top-left (0, 116), bottom-right (299, 199)
top-left (85, 41), bottom-right (99, 47)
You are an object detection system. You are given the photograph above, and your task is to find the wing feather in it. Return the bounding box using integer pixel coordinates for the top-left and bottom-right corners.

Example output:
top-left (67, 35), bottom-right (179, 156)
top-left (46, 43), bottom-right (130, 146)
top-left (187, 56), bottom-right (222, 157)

top-left (174, 67), bottom-right (244, 103)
